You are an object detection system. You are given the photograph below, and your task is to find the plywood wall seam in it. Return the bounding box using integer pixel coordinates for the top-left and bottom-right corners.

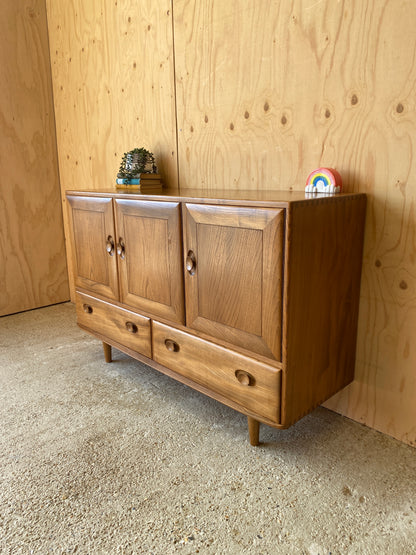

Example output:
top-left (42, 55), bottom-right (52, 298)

top-left (44, 1), bottom-right (65, 212)
top-left (44, 0), bottom-right (72, 299)
top-left (170, 0), bottom-right (181, 192)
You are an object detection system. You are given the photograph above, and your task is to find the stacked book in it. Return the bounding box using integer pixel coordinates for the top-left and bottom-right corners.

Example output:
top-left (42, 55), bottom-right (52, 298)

top-left (116, 173), bottom-right (163, 191)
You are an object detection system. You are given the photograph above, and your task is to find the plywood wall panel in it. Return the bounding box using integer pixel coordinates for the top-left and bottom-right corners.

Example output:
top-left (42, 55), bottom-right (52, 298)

top-left (0, 0), bottom-right (69, 316)
top-left (47, 0), bottom-right (177, 191)
top-left (322, 1), bottom-right (416, 447)
top-left (173, 0), bottom-right (351, 190)
top-left (174, 1), bottom-right (416, 192)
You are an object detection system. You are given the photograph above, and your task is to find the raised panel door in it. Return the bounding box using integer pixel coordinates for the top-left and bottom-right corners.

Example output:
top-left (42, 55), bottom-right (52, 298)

top-left (114, 199), bottom-right (185, 324)
top-left (67, 195), bottom-right (118, 300)
top-left (183, 204), bottom-right (284, 360)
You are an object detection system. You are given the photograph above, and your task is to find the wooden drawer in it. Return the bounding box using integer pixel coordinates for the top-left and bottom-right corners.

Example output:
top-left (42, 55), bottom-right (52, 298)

top-left (76, 292), bottom-right (151, 358)
top-left (152, 321), bottom-right (281, 423)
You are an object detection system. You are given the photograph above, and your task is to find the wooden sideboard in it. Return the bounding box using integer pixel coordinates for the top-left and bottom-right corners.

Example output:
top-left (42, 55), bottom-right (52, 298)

top-left (66, 188), bottom-right (366, 445)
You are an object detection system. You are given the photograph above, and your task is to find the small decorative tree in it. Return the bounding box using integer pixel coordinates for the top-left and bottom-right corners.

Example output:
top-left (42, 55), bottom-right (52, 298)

top-left (117, 148), bottom-right (157, 181)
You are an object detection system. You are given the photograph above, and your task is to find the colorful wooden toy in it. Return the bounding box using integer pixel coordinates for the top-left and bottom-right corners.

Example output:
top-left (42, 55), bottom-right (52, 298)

top-left (305, 168), bottom-right (342, 194)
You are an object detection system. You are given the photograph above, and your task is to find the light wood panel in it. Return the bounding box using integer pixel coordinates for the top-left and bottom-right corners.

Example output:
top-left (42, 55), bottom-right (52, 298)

top-left (114, 199), bottom-right (185, 323)
top-left (283, 195), bottom-right (367, 427)
top-left (174, 0), bottom-right (416, 445)
top-left (152, 320), bottom-right (281, 424)
top-left (66, 195), bottom-right (118, 301)
top-left (76, 291), bottom-right (152, 359)
top-left (46, 0), bottom-right (178, 297)
top-left (183, 203), bottom-right (284, 360)
top-left (0, 0), bottom-right (69, 316)
top-left (174, 0), bottom-right (341, 190)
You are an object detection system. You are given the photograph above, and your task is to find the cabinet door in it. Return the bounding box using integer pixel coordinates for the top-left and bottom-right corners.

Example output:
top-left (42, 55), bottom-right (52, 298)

top-left (67, 195), bottom-right (118, 300)
top-left (183, 204), bottom-right (284, 361)
top-left (114, 199), bottom-right (185, 324)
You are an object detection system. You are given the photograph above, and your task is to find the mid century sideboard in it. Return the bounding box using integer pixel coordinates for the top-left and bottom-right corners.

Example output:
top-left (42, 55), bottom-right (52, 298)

top-left (66, 188), bottom-right (366, 445)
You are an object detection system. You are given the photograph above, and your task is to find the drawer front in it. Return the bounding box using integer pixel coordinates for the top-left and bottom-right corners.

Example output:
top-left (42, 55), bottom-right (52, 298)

top-left (76, 292), bottom-right (151, 358)
top-left (152, 321), bottom-right (281, 423)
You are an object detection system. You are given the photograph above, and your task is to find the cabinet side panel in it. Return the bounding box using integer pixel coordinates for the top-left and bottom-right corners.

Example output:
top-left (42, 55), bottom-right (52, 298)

top-left (282, 195), bottom-right (366, 426)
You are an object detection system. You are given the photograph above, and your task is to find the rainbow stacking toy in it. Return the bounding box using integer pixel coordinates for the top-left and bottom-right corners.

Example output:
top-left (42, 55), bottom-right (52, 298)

top-left (305, 168), bottom-right (342, 194)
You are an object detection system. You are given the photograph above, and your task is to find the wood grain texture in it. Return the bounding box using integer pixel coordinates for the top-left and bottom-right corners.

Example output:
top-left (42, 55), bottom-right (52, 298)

top-left (46, 0), bottom-right (178, 298)
top-left (152, 320), bottom-right (281, 424)
top-left (76, 292), bottom-right (152, 359)
top-left (174, 0), bottom-right (415, 192)
top-left (196, 224), bottom-right (263, 335)
top-left (0, 0), bottom-right (69, 316)
top-left (66, 195), bottom-right (119, 300)
top-left (114, 199), bottom-right (185, 323)
top-left (174, 0), bottom-right (416, 445)
top-left (183, 203), bottom-right (284, 360)
top-left (282, 195), bottom-right (367, 427)
top-left (174, 0), bottom-right (339, 190)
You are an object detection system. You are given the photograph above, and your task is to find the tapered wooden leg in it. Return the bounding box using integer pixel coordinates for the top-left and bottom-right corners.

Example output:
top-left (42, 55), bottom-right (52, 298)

top-left (247, 416), bottom-right (260, 446)
top-left (103, 342), bottom-right (112, 363)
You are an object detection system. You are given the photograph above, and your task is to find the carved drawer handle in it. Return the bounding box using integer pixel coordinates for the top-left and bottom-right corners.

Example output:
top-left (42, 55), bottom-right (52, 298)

top-left (165, 339), bottom-right (180, 353)
top-left (186, 250), bottom-right (196, 275)
top-left (83, 304), bottom-right (93, 314)
top-left (117, 238), bottom-right (126, 260)
top-left (106, 235), bottom-right (115, 256)
top-left (125, 321), bottom-right (138, 334)
top-left (235, 369), bottom-right (255, 386)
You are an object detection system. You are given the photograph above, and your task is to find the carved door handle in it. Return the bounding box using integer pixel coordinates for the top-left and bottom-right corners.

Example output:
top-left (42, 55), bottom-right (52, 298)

top-left (186, 250), bottom-right (196, 275)
top-left (117, 238), bottom-right (125, 260)
top-left (106, 235), bottom-right (115, 256)
top-left (83, 304), bottom-right (93, 314)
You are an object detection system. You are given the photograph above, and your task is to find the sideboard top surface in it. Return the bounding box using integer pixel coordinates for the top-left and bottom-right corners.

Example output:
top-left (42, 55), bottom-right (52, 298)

top-left (66, 188), bottom-right (365, 208)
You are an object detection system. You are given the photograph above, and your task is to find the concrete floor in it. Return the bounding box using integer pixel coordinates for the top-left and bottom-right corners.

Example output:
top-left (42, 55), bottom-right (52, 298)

top-left (0, 302), bottom-right (415, 554)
